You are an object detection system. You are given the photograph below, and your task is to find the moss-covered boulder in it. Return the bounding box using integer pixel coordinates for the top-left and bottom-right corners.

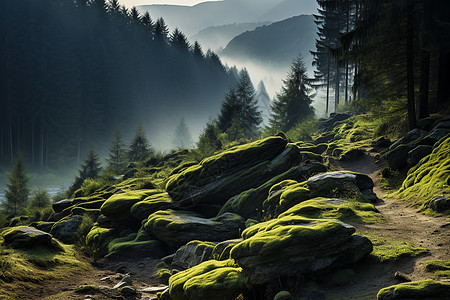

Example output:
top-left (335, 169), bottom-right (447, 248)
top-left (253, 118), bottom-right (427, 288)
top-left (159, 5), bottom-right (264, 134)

top-left (107, 227), bottom-right (166, 257)
top-left (100, 189), bottom-right (163, 222)
top-left (171, 240), bottom-right (216, 269)
top-left (262, 180), bottom-right (312, 215)
top-left (85, 226), bottom-right (116, 256)
top-left (218, 161), bottom-right (327, 219)
top-left (377, 280), bottom-right (450, 299)
top-left (230, 216), bottom-right (372, 284)
top-left (143, 210), bottom-right (245, 248)
top-left (2, 226), bottom-right (61, 251)
top-left (50, 214), bottom-right (84, 244)
top-left (307, 171), bottom-right (377, 202)
top-left (165, 136), bottom-right (288, 211)
top-left (279, 198), bottom-right (382, 223)
top-left (130, 192), bottom-right (175, 221)
top-left (166, 259), bottom-right (248, 300)
top-left (397, 135), bottom-right (450, 214)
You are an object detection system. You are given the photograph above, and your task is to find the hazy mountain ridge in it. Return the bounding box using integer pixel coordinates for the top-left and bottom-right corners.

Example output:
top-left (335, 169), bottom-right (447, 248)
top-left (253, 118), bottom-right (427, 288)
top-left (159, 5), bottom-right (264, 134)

top-left (137, 0), bottom-right (317, 37)
top-left (220, 14), bottom-right (316, 70)
top-left (191, 21), bottom-right (272, 52)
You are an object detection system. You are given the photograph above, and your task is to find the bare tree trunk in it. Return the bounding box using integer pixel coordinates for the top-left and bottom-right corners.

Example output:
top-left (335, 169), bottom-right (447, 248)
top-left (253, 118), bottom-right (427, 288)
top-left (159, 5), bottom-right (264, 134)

top-left (406, 0), bottom-right (417, 130)
top-left (419, 50), bottom-right (430, 119)
top-left (326, 52), bottom-right (330, 116)
top-left (9, 116), bottom-right (13, 164)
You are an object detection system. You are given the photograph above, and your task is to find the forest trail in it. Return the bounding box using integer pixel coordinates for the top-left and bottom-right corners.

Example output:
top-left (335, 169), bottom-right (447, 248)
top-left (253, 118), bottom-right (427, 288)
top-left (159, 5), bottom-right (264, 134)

top-left (332, 152), bottom-right (450, 282)
top-left (20, 151), bottom-right (450, 300)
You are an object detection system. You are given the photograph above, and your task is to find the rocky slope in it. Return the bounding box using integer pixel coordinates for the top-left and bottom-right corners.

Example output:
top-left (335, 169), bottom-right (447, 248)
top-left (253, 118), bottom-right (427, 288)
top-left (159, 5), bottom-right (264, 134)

top-left (1, 113), bottom-right (449, 300)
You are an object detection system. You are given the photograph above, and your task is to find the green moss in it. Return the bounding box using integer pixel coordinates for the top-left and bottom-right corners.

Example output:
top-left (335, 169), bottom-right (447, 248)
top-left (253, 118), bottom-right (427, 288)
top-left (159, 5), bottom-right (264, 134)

top-left (85, 226), bottom-right (116, 256)
top-left (130, 192), bottom-right (174, 221)
top-left (273, 291), bottom-right (293, 300)
top-left (377, 280), bottom-right (450, 299)
top-left (0, 242), bottom-right (89, 299)
top-left (360, 232), bottom-right (427, 262)
top-left (425, 260), bottom-right (450, 278)
top-left (168, 259), bottom-right (247, 300)
top-left (107, 228), bottom-right (164, 255)
top-left (396, 135), bottom-right (450, 215)
top-left (166, 136), bottom-right (287, 201)
top-left (279, 198), bottom-right (382, 224)
top-left (100, 189), bottom-right (162, 222)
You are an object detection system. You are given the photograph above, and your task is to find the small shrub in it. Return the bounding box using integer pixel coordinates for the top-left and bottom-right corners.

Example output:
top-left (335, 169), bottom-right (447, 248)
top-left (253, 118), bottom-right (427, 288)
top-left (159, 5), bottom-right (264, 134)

top-left (75, 215), bottom-right (94, 254)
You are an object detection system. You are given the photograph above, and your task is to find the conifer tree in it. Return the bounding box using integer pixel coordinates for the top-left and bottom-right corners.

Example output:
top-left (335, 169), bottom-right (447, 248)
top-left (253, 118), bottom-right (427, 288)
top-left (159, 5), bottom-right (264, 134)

top-left (4, 155), bottom-right (29, 216)
top-left (172, 117), bottom-right (193, 149)
top-left (69, 149), bottom-right (102, 196)
top-left (255, 81), bottom-right (271, 125)
top-left (106, 128), bottom-right (127, 174)
top-left (197, 119), bottom-right (222, 156)
top-left (29, 188), bottom-right (51, 209)
top-left (268, 54), bottom-right (315, 132)
top-left (154, 17), bottom-right (169, 41)
top-left (170, 28), bottom-right (190, 50)
top-left (129, 124), bottom-right (153, 162)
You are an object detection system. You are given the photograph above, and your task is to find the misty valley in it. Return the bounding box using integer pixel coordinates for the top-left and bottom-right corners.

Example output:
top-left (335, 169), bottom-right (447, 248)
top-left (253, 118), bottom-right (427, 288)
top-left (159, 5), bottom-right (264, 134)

top-left (0, 0), bottom-right (449, 300)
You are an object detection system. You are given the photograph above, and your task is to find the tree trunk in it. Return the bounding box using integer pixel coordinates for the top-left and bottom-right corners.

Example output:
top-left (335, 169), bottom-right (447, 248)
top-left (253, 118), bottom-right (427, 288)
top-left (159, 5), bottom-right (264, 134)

top-left (406, 0), bottom-right (417, 129)
top-left (419, 50), bottom-right (430, 119)
top-left (437, 43), bottom-right (450, 106)
top-left (326, 52), bottom-right (330, 116)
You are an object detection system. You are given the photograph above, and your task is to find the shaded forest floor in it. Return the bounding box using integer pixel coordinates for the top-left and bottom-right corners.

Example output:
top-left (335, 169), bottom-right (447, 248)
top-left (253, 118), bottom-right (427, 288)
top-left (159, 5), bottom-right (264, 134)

top-left (18, 151), bottom-right (450, 300)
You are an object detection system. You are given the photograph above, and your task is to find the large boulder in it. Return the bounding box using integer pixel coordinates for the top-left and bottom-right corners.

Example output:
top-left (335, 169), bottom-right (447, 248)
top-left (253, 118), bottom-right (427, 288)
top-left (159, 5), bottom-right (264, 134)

top-left (50, 214), bottom-right (84, 244)
top-left (165, 136), bottom-right (288, 212)
top-left (130, 192), bottom-right (175, 221)
top-left (52, 199), bottom-right (73, 213)
top-left (143, 210), bottom-right (245, 249)
top-left (218, 161), bottom-right (327, 219)
top-left (171, 240), bottom-right (216, 269)
top-left (2, 226), bottom-right (61, 251)
top-left (307, 171), bottom-right (377, 202)
top-left (165, 259), bottom-right (248, 300)
top-left (100, 189), bottom-right (163, 222)
top-left (230, 216), bottom-right (372, 285)
top-left (107, 227), bottom-right (166, 258)
top-left (377, 280), bottom-right (450, 299)
top-left (407, 145), bottom-right (433, 167)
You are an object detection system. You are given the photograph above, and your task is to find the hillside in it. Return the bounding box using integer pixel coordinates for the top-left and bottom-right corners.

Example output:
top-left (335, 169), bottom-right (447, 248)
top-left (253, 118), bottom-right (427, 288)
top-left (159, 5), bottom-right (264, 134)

top-left (220, 14), bottom-right (316, 69)
top-left (0, 0), bottom-right (235, 171)
top-left (191, 22), bottom-right (271, 52)
top-left (1, 113), bottom-right (449, 299)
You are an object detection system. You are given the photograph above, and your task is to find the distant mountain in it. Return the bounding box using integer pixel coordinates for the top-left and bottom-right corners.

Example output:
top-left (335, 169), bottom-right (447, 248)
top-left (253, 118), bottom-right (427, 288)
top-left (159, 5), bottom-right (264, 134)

top-left (220, 15), bottom-right (316, 70)
top-left (137, 0), bottom-right (317, 37)
top-left (191, 22), bottom-right (271, 52)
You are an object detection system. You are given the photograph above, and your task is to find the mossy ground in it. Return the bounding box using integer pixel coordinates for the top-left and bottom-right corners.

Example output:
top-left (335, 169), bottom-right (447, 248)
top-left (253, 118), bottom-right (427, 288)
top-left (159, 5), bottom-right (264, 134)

top-left (396, 135), bottom-right (450, 216)
top-left (359, 231), bottom-right (427, 262)
top-left (425, 260), bottom-right (450, 278)
top-left (377, 280), bottom-right (450, 299)
top-left (0, 242), bottom-right (89, 299)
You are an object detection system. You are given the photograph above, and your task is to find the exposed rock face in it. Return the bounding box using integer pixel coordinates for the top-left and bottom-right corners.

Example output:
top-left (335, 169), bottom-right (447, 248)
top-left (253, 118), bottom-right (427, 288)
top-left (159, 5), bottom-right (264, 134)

top-left (230, 217), bottom-right (372, 285)
top-left (2, 226), bottom-right (60, 250)
top-left (143, 210), bottom-right (245, 249)
top-left (407, 145), bottom-right (433, 166)
top-left (52, 199), bottom-right (73, 213)
top-left (318, 113), bottom-right (352, 132)
top-left (307, 171), bottom-right (377, 202)
top-left (430, 195), bottom-right (450, 213)
top-left (172, 241), bottom-right (216, 269)
top-left (165, 136), bottom-right (288, 211)
top-left (218, 161), bottom-right (327, 219)
top-left (50, 215), bottom-right (84, 244)
top-left (377, 280), bottom-right (450, 299)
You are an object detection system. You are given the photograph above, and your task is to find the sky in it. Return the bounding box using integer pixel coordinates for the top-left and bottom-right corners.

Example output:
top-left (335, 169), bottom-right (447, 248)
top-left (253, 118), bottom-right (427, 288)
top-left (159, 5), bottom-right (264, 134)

top-left (119, 0), bottom-right (220, 7)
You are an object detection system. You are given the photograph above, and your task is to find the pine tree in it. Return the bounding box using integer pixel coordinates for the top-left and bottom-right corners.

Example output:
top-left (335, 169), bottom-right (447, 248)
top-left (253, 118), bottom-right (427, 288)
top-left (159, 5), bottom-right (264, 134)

top-left (3, 155), bottom-right (29, 216)
top-left (172, 117), bottom-right (193, 149)
top-left (106, 128), bottom-right (127, 174)
top-left (197, 119), bottom-right (222, 156)
top-left (29, 187), bottom-right (51, 209)
top-left (268, 54), bottom-right (315, 132)
top-left (129, 124), bottom-right (153, 162)
top-left (192, 41), bottom-right (204, 57)
top-left (69, 149), bottom-right (102, 196)
top-left (154, 17), bottom-right (169, 41)
top-left (217, 69), bottom-right (261, 140)
top-left (170, 28), bottom-right (190, 50)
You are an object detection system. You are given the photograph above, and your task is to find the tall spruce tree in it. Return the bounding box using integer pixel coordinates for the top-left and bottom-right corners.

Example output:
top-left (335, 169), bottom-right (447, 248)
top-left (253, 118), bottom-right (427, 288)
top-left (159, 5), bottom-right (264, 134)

top-left (69, 149), bottom-right (102, 196)
top-left (268, 54), bottom-right (315, 132)
top-left (4, 155), bottom-right (29, 216)
top-left (106, 128), bottom-right (127, 174)
top-left (129, 124), bottom-right (153, 162)
top-left (197, 119), bottom-right (222, 156)
top-left (217, 69), bottom-right (261, 140)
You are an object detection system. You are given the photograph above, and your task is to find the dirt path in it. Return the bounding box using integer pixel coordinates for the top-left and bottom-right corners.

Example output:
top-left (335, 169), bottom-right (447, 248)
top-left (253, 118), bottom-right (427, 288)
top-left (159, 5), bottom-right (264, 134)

top-left (333, 152), bottom-right (450, 282)
top-left (20, 151), bottom-right (450, 300)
